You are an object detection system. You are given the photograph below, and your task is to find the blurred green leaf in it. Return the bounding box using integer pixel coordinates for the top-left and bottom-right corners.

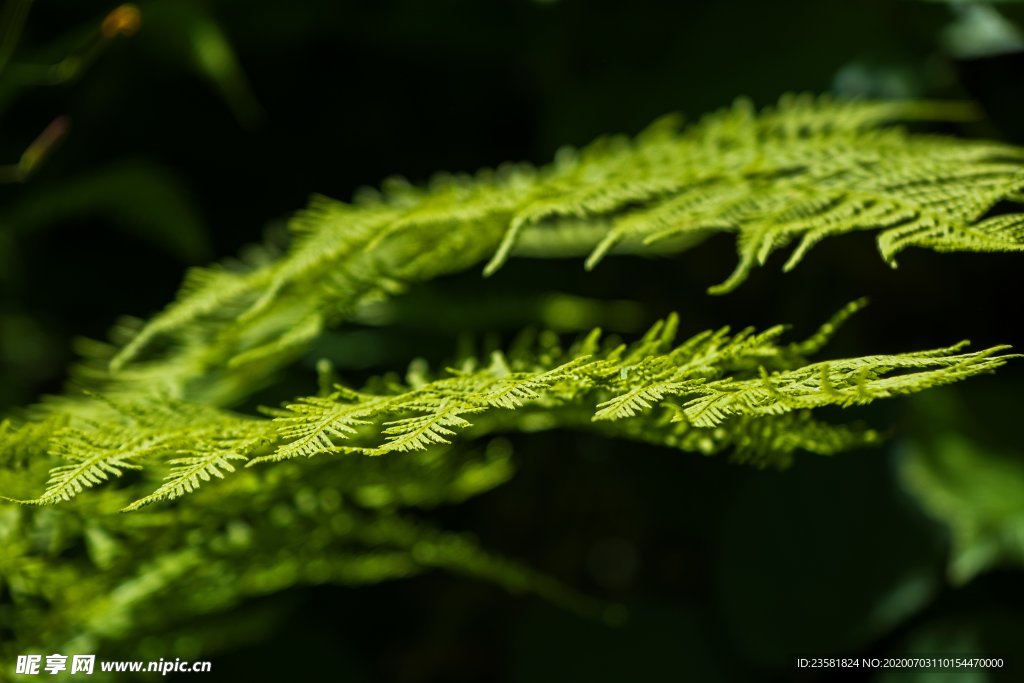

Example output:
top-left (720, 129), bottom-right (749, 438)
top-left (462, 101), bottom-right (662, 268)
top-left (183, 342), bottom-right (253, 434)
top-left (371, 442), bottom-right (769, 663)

top-left (139, 0), bottom-right (263, 127)
top-left (1, 160), bottom-right (210, 262)
top-left (942, 3), bottom-right (1024, 58)
top-left (902, 432), bottom-right (1024, 584)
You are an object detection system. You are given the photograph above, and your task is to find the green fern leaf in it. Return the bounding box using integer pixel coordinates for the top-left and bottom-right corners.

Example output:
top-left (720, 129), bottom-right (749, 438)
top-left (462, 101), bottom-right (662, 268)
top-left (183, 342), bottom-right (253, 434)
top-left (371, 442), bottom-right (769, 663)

top-left (122, 450), bottom-right (250, 511)
top-left (81, 95), bottom-right (1022, 413)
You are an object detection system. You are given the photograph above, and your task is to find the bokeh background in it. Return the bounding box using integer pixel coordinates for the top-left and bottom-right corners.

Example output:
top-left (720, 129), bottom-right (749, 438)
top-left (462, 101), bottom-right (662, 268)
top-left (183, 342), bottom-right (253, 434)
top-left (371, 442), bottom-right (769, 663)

top-left (3, 1), bottom-right (1024, 681)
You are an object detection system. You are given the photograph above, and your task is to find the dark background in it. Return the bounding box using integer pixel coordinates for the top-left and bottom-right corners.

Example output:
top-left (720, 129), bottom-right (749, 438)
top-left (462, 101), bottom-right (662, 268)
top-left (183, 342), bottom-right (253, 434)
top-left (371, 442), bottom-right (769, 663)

top-left (3, 1), bottom-right (1024, 681)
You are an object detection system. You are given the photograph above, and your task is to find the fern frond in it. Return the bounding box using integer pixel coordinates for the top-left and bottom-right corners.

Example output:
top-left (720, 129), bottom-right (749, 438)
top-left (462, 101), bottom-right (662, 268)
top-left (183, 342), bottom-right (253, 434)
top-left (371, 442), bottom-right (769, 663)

top-left (264, 389), bottom-right (397, 461)
top-left (81, 95), bottom-right (1023, 413)
top-left (474, 352), bottom-right (594, 408)
top-left (13, 301), bottom-right (1014, 510)
top-left (228, 303), bottom-right (1010, 476)
top-left (17, 399), bottom-right (270, 506)
top-left (5, 93), bottom-right (1023, 663)
top-left (677, 344), bottom-right (1012, 428)
top-left (378, 403), bottom-right (479, 453)
top-left (592, 378), bottom-right (697, 421)
top-left (0, 413), bottom-right (66, 468)
top-left (0, 319), bottom-right (1013, 666)
top-left (29, 443), bottom-right (142, 504)
top-left (121, 450), bottom-right (250, 512)
top-left (788, 297), bottom-right (870, 356)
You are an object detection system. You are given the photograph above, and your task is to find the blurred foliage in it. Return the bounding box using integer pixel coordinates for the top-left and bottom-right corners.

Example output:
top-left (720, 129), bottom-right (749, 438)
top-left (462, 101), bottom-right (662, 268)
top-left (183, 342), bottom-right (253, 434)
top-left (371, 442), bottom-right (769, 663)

top-left (902, 395), bottom-right (1024, 584)
top-left (0, 437), bottom-right (611, 683)
top-left (134, 0), bottom-right (261, 127)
